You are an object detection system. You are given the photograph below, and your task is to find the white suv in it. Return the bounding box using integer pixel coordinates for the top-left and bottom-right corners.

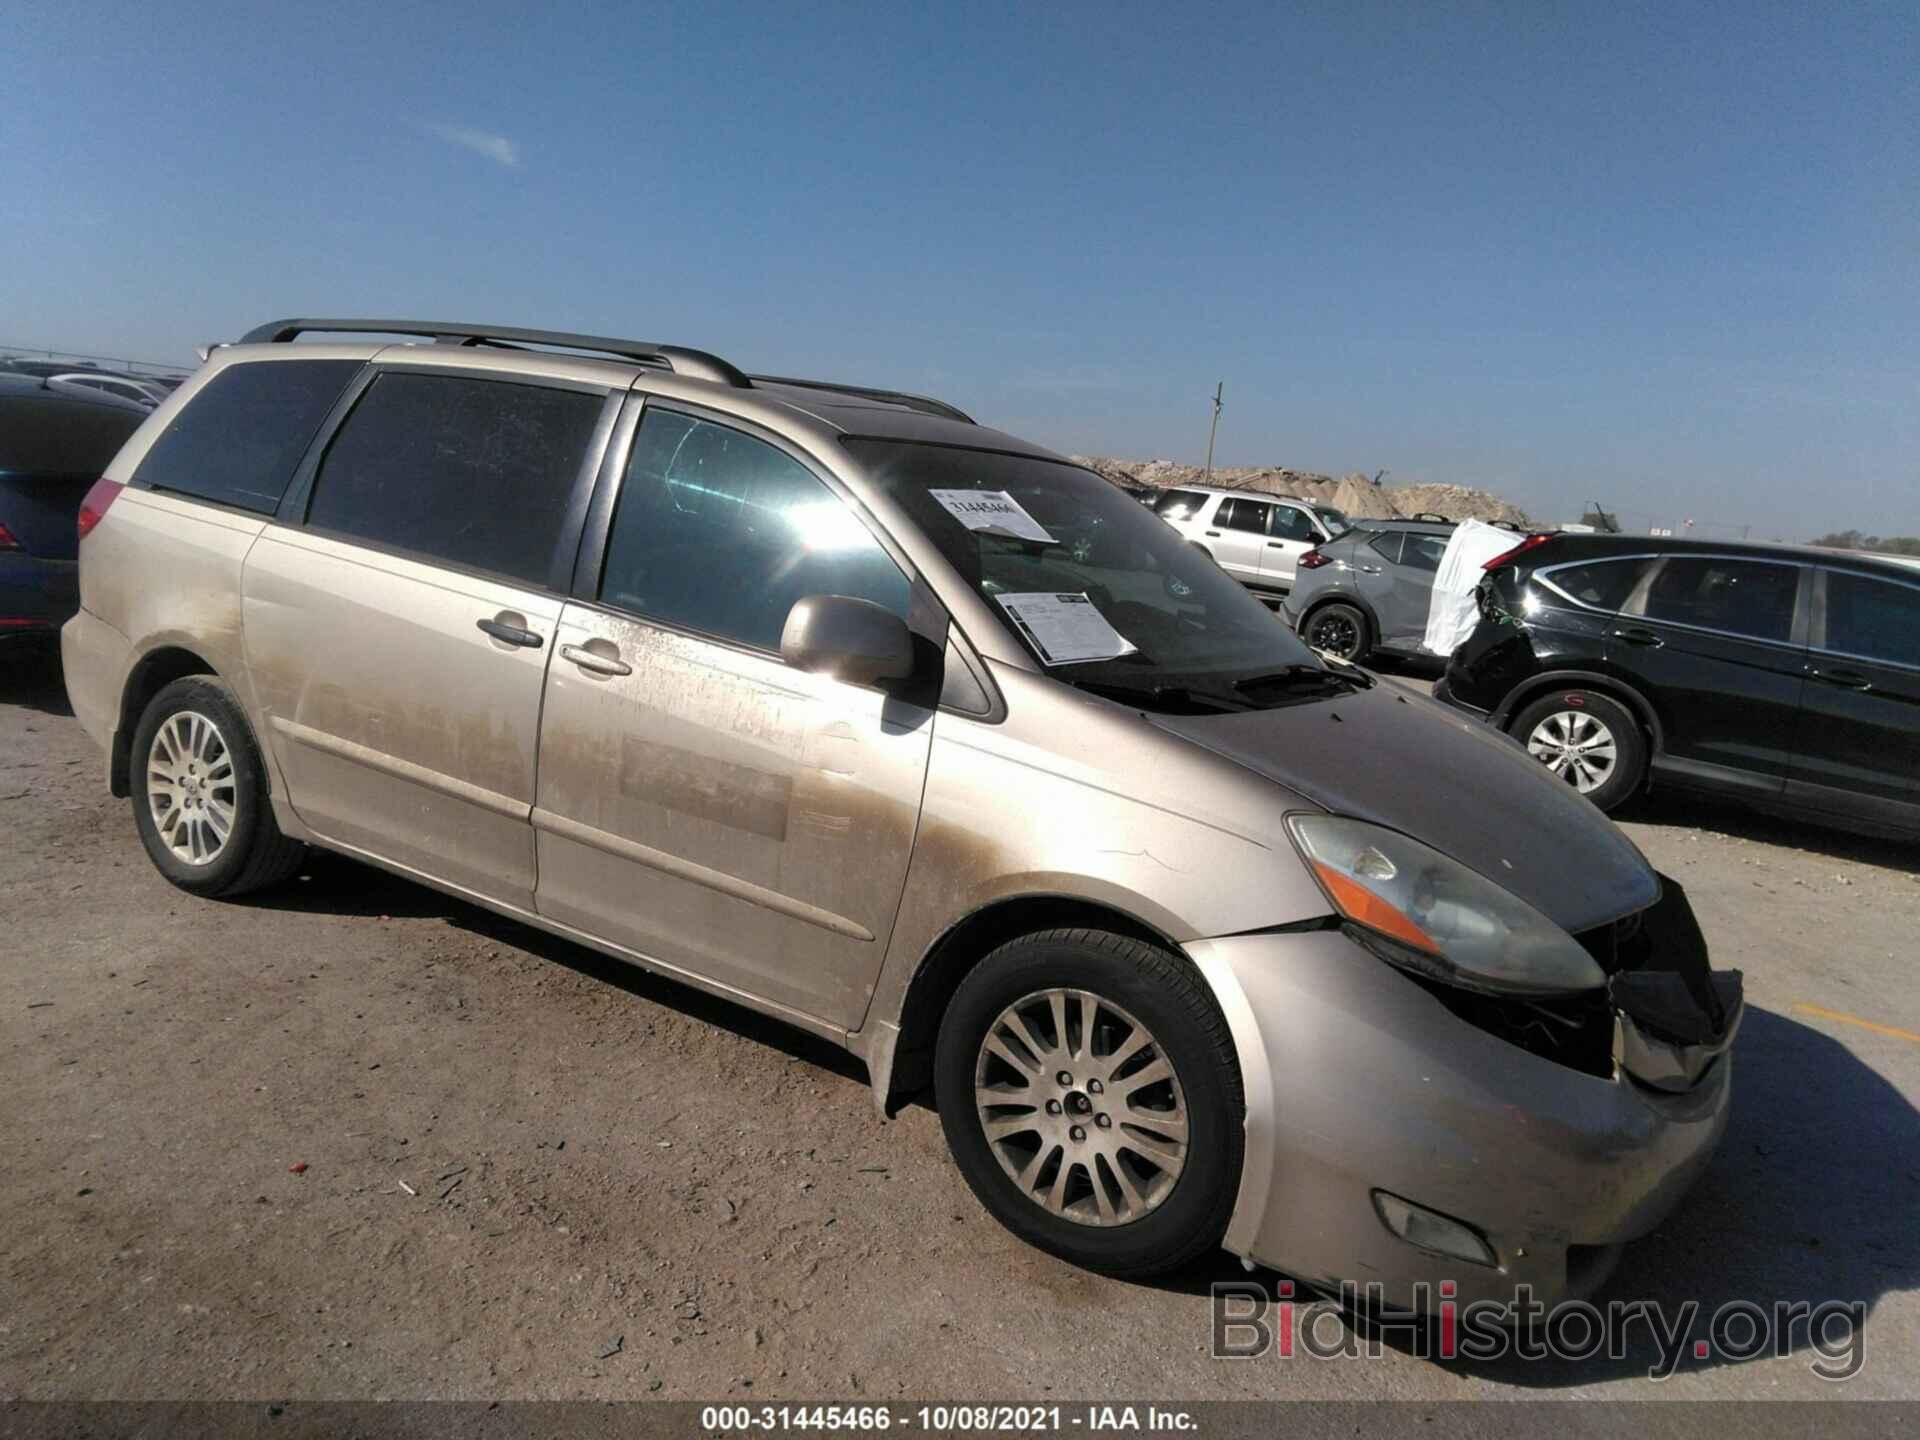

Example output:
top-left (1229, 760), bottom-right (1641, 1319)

top-left (1151, 485), bottom-right (1348, 597)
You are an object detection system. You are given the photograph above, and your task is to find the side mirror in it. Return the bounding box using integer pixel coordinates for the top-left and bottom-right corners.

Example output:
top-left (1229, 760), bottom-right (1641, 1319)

top-left (780, 595), bottom-right (916, 687)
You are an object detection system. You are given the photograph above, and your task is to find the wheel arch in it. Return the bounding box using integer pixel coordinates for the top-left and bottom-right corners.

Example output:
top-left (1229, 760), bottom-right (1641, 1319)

top-left (1494, 669), bottom-right (1666, 756)
top-left (869, 893), bottom-right (1189, 1114)
top-left (111, 644), bottom-right (231, 797)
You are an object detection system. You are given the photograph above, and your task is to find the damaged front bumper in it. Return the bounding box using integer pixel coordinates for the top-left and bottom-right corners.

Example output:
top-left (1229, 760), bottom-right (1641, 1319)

top-left (1186, 876), bottom-right (1741, 1313)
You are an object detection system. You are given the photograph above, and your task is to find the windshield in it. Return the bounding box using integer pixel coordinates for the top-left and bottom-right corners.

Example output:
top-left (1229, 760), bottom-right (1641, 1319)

top-left (1314, 506), bottom-right (1350, 536)
top-left (849, 439), bottom-right (1335, 711)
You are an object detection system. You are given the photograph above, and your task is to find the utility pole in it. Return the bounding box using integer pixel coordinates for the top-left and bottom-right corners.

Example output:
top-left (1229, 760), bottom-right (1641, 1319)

top-left (1203, 382), bottom-right (1223, 479)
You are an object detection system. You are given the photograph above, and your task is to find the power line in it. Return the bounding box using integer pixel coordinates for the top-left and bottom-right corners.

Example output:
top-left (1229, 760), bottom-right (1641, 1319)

top-left (0, 339), bottom-right (193, 376)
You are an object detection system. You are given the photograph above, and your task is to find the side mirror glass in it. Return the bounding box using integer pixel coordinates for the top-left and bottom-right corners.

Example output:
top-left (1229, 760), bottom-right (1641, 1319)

top-left (780, 595), bottom-right (915, 687)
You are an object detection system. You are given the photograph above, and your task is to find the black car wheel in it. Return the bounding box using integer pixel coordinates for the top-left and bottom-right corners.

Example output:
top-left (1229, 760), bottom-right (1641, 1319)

top-left (1509, 689), bottom-right (1647, 813)
top-left (1304, 602), bottom-right (1370, 662)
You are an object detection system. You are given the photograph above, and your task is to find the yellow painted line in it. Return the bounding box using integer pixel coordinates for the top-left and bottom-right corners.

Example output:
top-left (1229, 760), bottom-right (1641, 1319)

top-left (1793, 1002), bottom-right (1920, 1045)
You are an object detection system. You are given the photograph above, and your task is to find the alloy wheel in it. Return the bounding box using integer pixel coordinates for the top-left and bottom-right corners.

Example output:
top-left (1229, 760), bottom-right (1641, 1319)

top-left (973, 988), bottom-right (1189, 1227)
top-left (1308, 611), bottom-right (1360, 658)
top-left (1526, 709), bottom-right (1618, 793)
top-left (146, 710), bottom-right (237, 865)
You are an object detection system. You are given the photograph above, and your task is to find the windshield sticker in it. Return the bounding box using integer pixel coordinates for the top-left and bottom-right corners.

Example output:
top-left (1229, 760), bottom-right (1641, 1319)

top-left (929, 489), bottom-right (1057, 544)
top-left (995, 592), bottom-right (1138, 666)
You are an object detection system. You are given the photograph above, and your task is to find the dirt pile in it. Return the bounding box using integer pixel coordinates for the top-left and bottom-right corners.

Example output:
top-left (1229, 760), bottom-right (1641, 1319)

top-left (1076, 457), bottom-right (1534, 527)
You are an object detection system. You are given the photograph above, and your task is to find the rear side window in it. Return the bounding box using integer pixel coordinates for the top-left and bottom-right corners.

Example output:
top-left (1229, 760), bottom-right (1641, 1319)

top-left (1538, 558), bottom-right (1646, 611)
top-left (1399, 533), bottom-right (1449, 572)
top-left (1366, 531), bottom-right (1403, 563)
top-left (599, 410), bottom-right (909, 653)
top-left (1217, 497), bottom-right (1271, 534)
top-left (1642, 556), bottom-right (1798, 643)
top-left (1153, 488), bottom-right (1208, 522)
top-left (133, 360), bottom-right (361, 514)
top-left (305, 372), bottom-right (604, 587)
top-left (1824, 570), bottom-right (1920, 667)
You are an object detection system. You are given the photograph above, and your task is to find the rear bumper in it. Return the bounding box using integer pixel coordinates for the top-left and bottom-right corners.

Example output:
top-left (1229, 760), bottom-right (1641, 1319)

top-left (1187, 928), bottom-right (1733, 1312)
top-left (60, 607), bottom-right (131, 763)
top-left (1429, 673), bottom-right (1488, 717)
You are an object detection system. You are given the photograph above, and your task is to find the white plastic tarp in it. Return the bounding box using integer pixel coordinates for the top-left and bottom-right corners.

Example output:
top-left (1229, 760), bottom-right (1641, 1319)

top-left (1422, 518), bottom-right (1517, 656)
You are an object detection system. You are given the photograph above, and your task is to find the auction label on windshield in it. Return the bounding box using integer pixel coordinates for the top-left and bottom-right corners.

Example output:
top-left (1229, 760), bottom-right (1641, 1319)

top-left (929, 488), bottom-right (1056, 544)
top-left (995, 592), bottom-right (1137, 666)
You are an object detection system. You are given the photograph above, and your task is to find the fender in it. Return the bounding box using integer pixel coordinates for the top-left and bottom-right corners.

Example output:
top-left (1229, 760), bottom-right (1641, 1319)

top-left (1492, 667), bottom-right (1667, 753)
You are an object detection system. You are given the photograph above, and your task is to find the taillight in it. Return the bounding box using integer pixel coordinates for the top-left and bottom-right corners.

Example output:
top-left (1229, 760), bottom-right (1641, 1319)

top-left (1297, 549), bottom-right (1332, 570)
top-left (0, 522), bottom-right (19, 551)
top-left (77, 479), bottom-right (124, 541)
top-left (1481, 532), bottom-right (1553, 571)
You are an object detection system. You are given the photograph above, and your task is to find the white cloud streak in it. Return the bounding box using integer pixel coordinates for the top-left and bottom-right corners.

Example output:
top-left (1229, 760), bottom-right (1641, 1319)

top-left (423, 123), bottom-right (520, 169)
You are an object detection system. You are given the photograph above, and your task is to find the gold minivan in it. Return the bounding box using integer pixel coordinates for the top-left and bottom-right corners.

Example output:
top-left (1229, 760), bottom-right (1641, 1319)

top-left (63, 319), bottom-right (1741, 1307)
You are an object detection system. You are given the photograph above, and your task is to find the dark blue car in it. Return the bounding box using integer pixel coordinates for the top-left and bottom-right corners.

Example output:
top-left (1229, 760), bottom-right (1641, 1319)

top-left (1, 374), bottom-right (147, 651)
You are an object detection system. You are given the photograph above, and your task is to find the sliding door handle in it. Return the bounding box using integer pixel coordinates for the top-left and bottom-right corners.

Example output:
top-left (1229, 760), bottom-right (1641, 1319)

top-left (561, 642), bottom-right (632, 677)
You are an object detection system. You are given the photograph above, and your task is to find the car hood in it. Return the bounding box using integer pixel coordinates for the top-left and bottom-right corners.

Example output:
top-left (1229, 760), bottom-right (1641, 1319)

top-left (1150, 681), bottom-right (1659, 935)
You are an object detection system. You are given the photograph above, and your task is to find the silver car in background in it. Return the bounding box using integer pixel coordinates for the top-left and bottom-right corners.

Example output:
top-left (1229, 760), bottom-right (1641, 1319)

top-left (62, 318), bottom-right (1741, 1312)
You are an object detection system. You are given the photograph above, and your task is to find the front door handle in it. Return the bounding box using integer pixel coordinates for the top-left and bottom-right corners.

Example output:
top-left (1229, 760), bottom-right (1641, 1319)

top-left (477, 615), bottom-right (544, 648)
top-left (561, 642), bottom-right (632, 677)
top-left (1810, 667), bottom-right (1872, 691)
top-left (1614, 627), bottom-right (1665, 648)
top-left (1205, 529), bottom-right (1223, 538)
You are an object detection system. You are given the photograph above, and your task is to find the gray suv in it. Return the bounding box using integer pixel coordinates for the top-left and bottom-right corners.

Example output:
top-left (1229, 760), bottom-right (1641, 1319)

top-left (1281, 518), bottom-right (1455, 662)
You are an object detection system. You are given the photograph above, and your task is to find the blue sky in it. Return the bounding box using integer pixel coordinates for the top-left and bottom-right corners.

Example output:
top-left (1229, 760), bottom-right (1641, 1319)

top-left (4, 2), bottom-right (1914, 537)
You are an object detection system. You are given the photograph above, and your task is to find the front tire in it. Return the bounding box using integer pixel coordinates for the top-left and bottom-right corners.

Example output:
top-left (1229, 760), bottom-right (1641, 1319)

top-left (934, 928), bottom-right (1244, 1278)
top-left (131, 676), bottom-right (305, 897)
top-left (1509, 689), bottom-right (1647, 813)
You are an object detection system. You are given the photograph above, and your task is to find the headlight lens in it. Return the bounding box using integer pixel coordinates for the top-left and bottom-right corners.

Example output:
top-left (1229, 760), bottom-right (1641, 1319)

top-left (1288, 815), bottom-right (1607, 996)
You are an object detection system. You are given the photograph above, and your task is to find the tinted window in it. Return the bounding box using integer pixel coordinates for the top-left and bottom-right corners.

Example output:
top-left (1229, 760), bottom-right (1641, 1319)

top-left (134, 359), bottom-right (361, 514)
top-left (1366, 531), bottom-right (1403, 563)
top-left (1540, 558), bottom-right (1646, 611)
top-left (1153, 488), bottom-right (1208, 522)
top-left (1218, 497), bottom-right (1271, 534)
top-left (1825, 570), bottom-right (1920, 667)
top-left (1643, 556), bottom-right (1797, 643)
top-left (600, 410), bottom-right (909, 653)
top-left (1400, 533), bottom-right (1449, 572)
top-left (306, 373), bottom-right (603, 586)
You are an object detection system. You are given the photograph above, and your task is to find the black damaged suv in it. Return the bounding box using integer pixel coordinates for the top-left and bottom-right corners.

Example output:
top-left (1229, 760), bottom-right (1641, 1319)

top-left (1435, 533), bottom-right (1920, 833)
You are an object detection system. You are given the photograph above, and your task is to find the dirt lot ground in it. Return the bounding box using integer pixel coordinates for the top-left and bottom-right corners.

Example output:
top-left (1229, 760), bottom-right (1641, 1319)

top-left (3, 648), bottom-right (1916, 1402)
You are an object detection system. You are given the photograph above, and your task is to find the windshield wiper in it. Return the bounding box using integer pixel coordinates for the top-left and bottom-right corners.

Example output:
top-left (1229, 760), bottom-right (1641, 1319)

top-left (1072, 679), bottom-right (1255, 715)
top-left (1232, 663), bottom-right (1375, 696)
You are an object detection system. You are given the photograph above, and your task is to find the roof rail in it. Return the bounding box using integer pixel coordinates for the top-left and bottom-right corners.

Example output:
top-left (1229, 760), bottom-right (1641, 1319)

top-left (237, 318), bottom-right (752, 389)
top-left (749, 373), bottom-right (974, 425)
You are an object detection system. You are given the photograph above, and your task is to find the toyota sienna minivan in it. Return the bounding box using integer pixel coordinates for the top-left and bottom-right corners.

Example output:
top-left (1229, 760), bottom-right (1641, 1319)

top-left (62, 319), bottom-right (1743, 1310)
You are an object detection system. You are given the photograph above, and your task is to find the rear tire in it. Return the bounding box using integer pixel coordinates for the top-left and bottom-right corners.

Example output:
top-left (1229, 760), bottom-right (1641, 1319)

top-left (1303, 601), bottom-right (1370, 662)
top-left (131, 676), bottom-right (305, 897)
top-left (1509, 689), bottom-right (1647, 813)
top-left (934, 928), bottom-right (1244, 1278)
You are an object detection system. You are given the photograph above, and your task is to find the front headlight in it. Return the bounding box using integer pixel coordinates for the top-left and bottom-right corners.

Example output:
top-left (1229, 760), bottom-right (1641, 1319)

top-left (1288, 815), bottom-right (1607, 996)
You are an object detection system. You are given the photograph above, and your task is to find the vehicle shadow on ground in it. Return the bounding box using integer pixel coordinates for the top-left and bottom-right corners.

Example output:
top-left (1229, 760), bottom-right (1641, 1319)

top-left (1169, 1006), bottom-right (1916, 1385)
top-left (1627, 789), bottom-right (1920, 877)
top-left (258, 850), bottom-right (871, 1087)
top-left (0, 648), bottom-right (75, 717)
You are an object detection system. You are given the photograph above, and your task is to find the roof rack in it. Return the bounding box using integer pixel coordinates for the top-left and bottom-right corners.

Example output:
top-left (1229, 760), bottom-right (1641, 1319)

top-left (237, 318), bottom-right (753, 389)
top-left (749, 373), bottom-right (973, 425)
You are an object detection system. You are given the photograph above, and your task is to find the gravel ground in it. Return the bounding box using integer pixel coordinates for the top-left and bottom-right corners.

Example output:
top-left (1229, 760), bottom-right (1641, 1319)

top-left (3, 648), bottom-right (1916, 1402)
